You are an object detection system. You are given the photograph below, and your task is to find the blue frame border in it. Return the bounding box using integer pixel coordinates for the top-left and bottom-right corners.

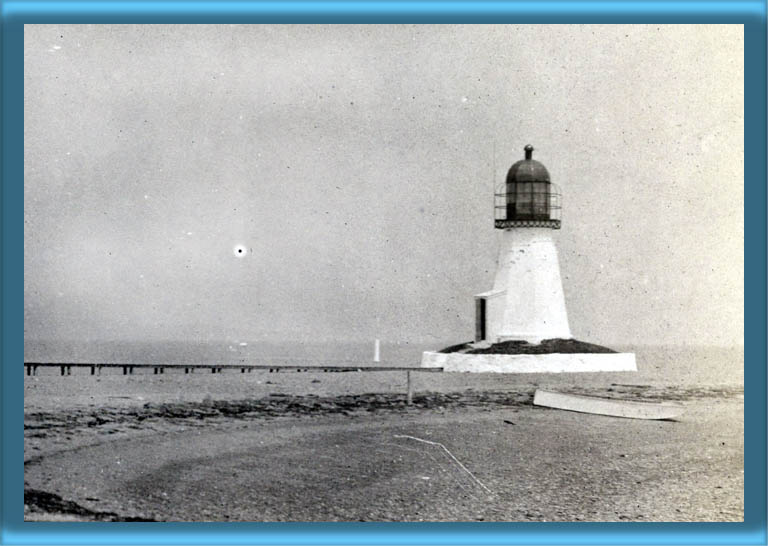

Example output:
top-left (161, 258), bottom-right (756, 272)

top-left (2, 2), bottom-right (766, 545)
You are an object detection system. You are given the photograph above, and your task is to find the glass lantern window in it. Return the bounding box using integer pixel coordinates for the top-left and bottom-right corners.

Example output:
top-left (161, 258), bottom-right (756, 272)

top-left (504, 181), bottom-right (551, 220)
top-left (533, 185), bottom-right (549, 217)
top-left (517, 182), bottom-right (532, 214)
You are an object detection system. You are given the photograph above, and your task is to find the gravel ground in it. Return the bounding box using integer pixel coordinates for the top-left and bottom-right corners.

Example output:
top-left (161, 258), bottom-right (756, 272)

top-left (24, 346), bottom-right (744, 521)
top-left (24, 379), bottom-right (743, 521)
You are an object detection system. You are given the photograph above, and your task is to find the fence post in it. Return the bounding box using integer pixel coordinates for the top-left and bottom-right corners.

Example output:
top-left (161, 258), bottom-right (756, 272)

top-left (406, 371), bottom-right (413, 405)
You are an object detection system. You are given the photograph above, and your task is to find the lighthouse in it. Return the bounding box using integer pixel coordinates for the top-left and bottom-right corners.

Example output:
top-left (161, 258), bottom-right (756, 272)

top-left (421, 144), bottom-right (636, 374)
top-left (475, 145), bottom-right (571, 344)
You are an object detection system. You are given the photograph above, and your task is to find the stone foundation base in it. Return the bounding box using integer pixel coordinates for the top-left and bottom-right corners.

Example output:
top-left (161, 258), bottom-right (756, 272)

top-left (421, 351), bottom-right (637, 373)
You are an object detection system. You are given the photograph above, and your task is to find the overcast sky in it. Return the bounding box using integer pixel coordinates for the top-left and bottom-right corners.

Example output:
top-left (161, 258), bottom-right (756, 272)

top-left (24, 24), bottom-right (743, 347)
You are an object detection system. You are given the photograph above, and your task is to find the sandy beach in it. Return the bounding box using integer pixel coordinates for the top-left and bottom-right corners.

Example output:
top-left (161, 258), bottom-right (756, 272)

top-left (23, 346), bottom-right (743, 522)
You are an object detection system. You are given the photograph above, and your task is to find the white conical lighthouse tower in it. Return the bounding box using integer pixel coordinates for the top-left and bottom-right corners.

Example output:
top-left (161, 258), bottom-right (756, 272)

top-left (475, 145), bottom-right (572, 344)
top-left (421, 145), bottom-right (636, 373)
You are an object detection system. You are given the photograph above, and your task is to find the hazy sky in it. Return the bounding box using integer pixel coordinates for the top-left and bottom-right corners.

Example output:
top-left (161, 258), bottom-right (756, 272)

top-left (24, 24), bottom-right (743, 347)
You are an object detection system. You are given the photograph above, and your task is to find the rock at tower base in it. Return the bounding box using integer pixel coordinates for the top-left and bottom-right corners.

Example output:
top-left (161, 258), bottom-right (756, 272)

top-left (421, 351), bottom-right (636, 373)
top-left (421, 339), bottom-right (636, 373)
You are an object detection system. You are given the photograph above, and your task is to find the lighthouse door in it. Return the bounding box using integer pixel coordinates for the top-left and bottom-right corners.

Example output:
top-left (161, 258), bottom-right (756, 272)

top-left (475, 298), bottom-right (486, 342)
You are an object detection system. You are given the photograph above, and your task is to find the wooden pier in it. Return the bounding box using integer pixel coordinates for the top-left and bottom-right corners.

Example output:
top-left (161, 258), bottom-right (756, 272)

top-left (24, 363), bottom-right (442, 403)
top-left (24, 362), bottom-right (442, 376)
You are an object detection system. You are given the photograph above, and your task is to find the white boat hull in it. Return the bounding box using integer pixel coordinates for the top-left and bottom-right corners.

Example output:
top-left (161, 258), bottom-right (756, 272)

top-left (533, 389), bottom-right (684, 420)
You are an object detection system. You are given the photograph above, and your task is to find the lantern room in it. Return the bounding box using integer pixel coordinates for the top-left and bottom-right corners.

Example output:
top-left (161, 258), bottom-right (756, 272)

top-left (494, 145), bottom-right (561, 229)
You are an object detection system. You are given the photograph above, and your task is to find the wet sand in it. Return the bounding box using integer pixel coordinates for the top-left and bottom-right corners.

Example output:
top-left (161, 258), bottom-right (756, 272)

top-left (24, 348), bottom-right (744, 522)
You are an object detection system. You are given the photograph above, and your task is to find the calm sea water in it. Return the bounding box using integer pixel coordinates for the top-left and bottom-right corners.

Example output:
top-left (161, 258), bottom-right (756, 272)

top-left (24, 340), bottom-right (744, 385)
top-left (24, 339), bottom-right (437, 367)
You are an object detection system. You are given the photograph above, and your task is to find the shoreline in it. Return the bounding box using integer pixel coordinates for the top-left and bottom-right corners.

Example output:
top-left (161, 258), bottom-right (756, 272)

top-left (23, 346), bottom-right (745, 522)
top-left (24, 383), bottom-right (744, 522)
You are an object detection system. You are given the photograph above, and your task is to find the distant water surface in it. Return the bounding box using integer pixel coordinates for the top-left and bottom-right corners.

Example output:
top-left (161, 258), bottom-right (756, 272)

top-left (24, 340), bottom-right (435, 367)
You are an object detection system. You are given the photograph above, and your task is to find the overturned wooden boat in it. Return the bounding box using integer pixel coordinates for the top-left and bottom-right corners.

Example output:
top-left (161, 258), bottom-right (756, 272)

top-left (533, 389), bottom-right (684, 420)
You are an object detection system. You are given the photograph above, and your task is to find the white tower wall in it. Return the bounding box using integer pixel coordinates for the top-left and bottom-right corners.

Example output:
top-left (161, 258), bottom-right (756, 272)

top-left (490, 228), bottom-right (571, 343)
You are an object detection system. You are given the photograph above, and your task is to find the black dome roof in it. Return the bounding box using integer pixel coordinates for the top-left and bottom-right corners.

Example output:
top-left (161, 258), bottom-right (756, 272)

top-left (506, 145), bottom-right (550, 184)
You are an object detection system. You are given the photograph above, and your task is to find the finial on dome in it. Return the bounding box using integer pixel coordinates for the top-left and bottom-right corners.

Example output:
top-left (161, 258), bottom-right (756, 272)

top-left (524, 144), bottom-right (534, 160)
